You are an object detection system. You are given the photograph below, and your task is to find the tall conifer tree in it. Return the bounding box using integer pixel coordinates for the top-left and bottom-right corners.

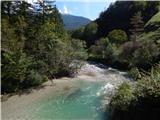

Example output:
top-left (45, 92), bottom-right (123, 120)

top-left (130, 11), bottom-right (144, 41)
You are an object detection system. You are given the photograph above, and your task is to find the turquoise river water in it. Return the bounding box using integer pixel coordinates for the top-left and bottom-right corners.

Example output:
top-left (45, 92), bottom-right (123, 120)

top-left (2, 63), bottom-right (130, 120)
top-left (28, 80), bottom-right (108, 120)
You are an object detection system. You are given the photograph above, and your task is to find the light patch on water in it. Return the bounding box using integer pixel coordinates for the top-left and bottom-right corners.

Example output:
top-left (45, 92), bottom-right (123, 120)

top-left (96, 83), bottom-right (115, 97)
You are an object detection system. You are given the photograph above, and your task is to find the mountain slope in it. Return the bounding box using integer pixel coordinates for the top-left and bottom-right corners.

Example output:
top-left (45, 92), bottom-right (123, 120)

top-left (61, 14), bottom-right (91, 30)
top-left (140, 11), bottom-right (160, 43)
top-left (95, 1), bottom-right (160, 38)
top-left (145, 11), bottom-right (160, 31)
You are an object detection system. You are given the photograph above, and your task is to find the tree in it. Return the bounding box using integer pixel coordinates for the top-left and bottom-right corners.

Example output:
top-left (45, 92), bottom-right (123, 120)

top-left (108, 29), bottom-right (128, 44)
top-left (1, 18), bottom-right (18, 52)
top-left (132, 41), bottom-right (159, 69)
top-left (130, 11), bottom-right (144, 41)
top-left (89, 37), bottom-right (117, 60)
top-left (71, 26), bottom-right (85, 40)
top-left (1, 1), bottom-right (31, 52)
top-left (1, 51), bottom-right (32, 93)
top-left (83, 22), bottom-right (98, 47)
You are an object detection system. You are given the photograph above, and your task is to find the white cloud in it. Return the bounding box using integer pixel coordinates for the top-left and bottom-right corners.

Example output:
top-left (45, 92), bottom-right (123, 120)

top-left (59, 5), bottom-right (71, 14)
top-left (63, 5), bottom-right (69, 14)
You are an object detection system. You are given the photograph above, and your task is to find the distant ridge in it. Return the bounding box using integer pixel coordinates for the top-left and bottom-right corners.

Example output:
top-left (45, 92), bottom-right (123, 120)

top-left (61, 14), bottom-right (91, 30)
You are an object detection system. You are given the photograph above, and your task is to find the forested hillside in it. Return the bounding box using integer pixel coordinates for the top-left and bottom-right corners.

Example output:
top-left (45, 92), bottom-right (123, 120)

top-left (1, 1), bottom-right (87, 93)
top-left (96, 1), bottom-right (160, 38)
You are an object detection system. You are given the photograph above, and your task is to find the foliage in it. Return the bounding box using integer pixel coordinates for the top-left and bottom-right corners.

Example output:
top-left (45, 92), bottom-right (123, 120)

top-left (89, 37), bottom-right (115, 60)
top-left (139, 29), bottom-right (160, 43)
top-left (109, 64), bottom-right (160, 120)
top-left (71, 26), bottom-right (85, 40)
top-left (83, 22), bottom-right (98, 37)
top-left (89, 36), bottom-right (128, 68)
top-left (1, 1), bottom-right (87, 93)
top-left (24, 70), bottom-right (48, 87)
top-left (110, 82), bottom-right (134, 111)
top-left (135, 64), bottom-right (160, 98)
top-left (108, 29), bottom-right (128, 44)
top-left (132, 41), bottom-right (159, 69)
top-left (130, 11), bottom-right (144, 41)
top-left (83, 22), bottom-right (98, 47)
top-left (129, 67), bottom-right (141, 80)
top-left (1, 18), bottom-right (19, 52)
top-left (145, 12), bottom-right (160, 28)
top-left (96, 1), bottom-right (159, 39)
top-left (1, 51), bottom-right (32, 93)
top-left (70, 39), bottom-right (88, 60)
top-left (68, 39), bottom-right (88, 74)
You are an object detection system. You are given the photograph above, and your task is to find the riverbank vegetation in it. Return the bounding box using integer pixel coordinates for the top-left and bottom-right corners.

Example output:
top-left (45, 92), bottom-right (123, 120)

top-left (109, 64), bottom-right (160, 120)
top-left (1, 1), bottom-right (87, 93)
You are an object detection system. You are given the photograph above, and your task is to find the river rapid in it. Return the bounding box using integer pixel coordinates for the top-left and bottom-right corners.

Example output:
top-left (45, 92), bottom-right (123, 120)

top-left (2, 62), bottom-right (131, 120)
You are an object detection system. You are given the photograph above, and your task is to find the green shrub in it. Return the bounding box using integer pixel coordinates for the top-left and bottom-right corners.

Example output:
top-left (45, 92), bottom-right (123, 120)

top-left (110, 82), bottom-right (134, 111)
top-left (70, 39), bottom-right (88, 60)
top-left (71, 26), bottom-right (85, 40)
top-left (132, 41), bottom-right (159, 68)
top-left (108, 29), bottom-right (128, 44)
top-left (1, 51), bottom-right (49, 92)
top-left (129, 67), bottom-right (141, 80)
top-left (109, 64), bottom-right (160, 120)
top-left (89, 37), bottom-right (110, 59)
top-left (135, 64), bottom-right (160, 98)
top-left (83, 22), bottom-right (98, 46)
top-left (89, 37), bottom-right (119, 61)
top-left (1, 51), bottom-right (32, 93)
top-left (24, 70), bottom-right (48, 87)
top-left (121, 41), bottom-right (141, 62)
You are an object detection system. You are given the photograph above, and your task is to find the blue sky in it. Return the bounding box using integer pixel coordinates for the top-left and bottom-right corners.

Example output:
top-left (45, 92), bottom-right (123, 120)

top-left (27, 0), bottom-right (116, 20)
top-left (56, 0), bottom-right (116, 20)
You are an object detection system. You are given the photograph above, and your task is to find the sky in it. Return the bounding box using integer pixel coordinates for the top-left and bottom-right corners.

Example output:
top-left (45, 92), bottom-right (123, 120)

top-left (56, 0), bottom-right (116, 20)
top-left (27, 0), bottom-right (116, 20)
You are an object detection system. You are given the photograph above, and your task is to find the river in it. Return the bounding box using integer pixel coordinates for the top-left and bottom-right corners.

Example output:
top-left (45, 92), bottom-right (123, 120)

top-left (2, 62), bottom-right (131, 120)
